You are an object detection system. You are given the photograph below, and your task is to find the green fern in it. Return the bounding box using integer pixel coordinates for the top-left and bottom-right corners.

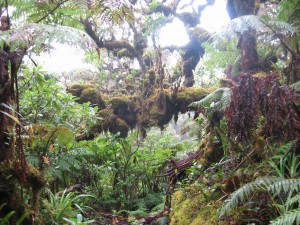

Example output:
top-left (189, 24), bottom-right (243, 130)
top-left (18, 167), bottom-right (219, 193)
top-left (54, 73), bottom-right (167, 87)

top-left (286, 193), bottom-right (300, 208)
top-left (214, 15), bottom-right (297, 42)
top-left (270, 208), bottom-right (300, 225)
top-left (189, 87), bottom-right (231, 111)
top-left (219, 177), bottom-right (300, 217)
top-left (267, 179), bottom-right (300, 197)
top-left (218, 178), bottom-right (266, 217)
top-left (290, 81), bottom-right (300, 92)
top-left (0, 23), bottom-right (98, 52)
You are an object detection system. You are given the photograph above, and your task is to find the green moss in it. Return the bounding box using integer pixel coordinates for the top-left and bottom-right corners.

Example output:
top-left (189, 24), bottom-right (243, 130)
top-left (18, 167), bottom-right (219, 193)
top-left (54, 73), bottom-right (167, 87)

top-left (170, 190), bottom-right (225, 225)
top-left (67, 84), bottom-right (96, 97)
top-left (174, 87), bottom-right (216, 113)
top-left (109, 96), bottom-right (137, 128)
top-left (109, 117), bottom-right (129, 138)
top-left (79, 88), bottom-right (98, 104)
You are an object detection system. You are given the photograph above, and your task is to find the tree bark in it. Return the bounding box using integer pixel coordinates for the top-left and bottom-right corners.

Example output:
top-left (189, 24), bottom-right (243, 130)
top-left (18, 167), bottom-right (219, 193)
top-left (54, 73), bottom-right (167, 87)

top-left (227, 0), bottom-right (260, 74)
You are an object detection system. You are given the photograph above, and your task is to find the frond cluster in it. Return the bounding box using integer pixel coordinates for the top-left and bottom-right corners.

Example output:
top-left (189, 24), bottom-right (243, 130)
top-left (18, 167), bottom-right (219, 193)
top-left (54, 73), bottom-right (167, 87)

top-left (214, 15), bottom-right (298, 42)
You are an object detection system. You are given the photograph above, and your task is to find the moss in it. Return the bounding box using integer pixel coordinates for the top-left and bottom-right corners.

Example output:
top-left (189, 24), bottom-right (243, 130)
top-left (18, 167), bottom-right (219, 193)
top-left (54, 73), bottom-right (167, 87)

top-left (109, 96), bottom-right (137, 128)
top-left (174, 87), bottom-right (216, 113)
top-left (252, 71), bottom-right (268, 77)
top-left (67, 84), bottom-right (96, 97)
top-left (79, 88), bottom-right (97, 104)
top-left (94, 109), bottom-right (129, 137)
top-left (117, 48), bottom-right (134, 59)
top-left (109, 117), bottom-right (129, 138)
top-left (170, 190), bottom-right (225, 225)
top-left (25, 164), bottom-right (46, 212)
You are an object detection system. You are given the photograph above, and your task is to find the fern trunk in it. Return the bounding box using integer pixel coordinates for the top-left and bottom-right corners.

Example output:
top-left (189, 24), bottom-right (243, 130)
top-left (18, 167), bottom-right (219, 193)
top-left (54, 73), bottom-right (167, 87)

top-left (227, 0), bottom-right (260, 73)
top-left (239, 30), bottom-right (259, 72)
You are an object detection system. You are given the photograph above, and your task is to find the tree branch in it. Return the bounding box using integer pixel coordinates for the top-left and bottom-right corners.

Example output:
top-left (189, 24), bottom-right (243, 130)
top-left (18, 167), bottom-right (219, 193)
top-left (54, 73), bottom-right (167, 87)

top-left (35, 0), bottom-right (70, 23)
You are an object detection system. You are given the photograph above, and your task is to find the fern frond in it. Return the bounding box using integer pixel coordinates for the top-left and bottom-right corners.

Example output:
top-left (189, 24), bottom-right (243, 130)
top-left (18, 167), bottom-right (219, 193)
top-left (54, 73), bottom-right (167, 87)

top-left (219, 177), bottom-right (282, 217)
top-left (267, 179), bottom-right (300, 197)
top-left (213, 15), bottom-right (298, 42)
top-left (0, 23), bottom-right (98, 51)
top-left (270, 208), bottom-right (300, 225)
top-left (189, 87), bottom-right (231, 110)
top-left (215, 15), bottom-right (264, 41)
top-left (268, 21), bottom-right (298, 35)
top-left (286, 193), bottom-right (300, 208)
top-left (290, 81), bottom-right (300, 93)
top-left (219, 180), bottom-right (262, 217)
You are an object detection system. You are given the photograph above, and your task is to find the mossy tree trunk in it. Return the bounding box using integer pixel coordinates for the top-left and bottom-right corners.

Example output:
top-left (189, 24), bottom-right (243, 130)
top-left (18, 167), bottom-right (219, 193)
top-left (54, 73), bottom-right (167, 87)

top-left (0, 33), bottom-right (41, 225)
top-left (0, 47), bottom-right (26, 224)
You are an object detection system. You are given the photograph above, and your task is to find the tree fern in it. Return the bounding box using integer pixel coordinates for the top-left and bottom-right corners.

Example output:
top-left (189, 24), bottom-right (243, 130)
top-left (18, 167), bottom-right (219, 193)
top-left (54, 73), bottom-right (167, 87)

top-left (0, 23), bottom-right (98, 52)
top-left (189, 87), bottom-right (231, 111)
top-left (214, 15), bottom-right (297, 42)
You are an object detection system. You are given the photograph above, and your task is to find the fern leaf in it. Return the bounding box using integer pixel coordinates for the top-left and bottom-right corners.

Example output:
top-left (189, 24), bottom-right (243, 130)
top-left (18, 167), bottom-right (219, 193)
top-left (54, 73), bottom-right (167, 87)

top-left (267, 179), bottom-right (300, 197)
top-left (270, 208), bottom-right (300, 225)
top-left (189, 87), bottom-right (231, 110)
top-left (213, 15), bottom-right (298, 42)
top-left (286, 193), bottom-right (300, 208)
top-left (219, 180), bottom-right (261, 217)
top-left (219, 177), bottom-right (282, 217)
top-left (290, 81), bottom-right (300, 93)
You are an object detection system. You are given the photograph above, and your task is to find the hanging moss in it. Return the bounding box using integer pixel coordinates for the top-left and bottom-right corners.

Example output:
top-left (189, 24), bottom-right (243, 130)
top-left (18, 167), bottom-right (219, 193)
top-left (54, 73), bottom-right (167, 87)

top-left (93, 108), bottom-right (129, 137)
top-left (68, 83), bottom-right (215, 138)
top-left (109, 117), bottom-right (129, 138)
top-left (109, 96), bottom-right (137, 128)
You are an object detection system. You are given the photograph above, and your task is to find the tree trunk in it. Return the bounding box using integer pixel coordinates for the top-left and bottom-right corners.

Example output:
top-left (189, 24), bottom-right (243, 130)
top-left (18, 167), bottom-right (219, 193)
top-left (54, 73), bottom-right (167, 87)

top-left (0, 42), bottom-right (44, 225)
top-left (227, 0), bottom-right (260, 74)
top-left (0, 48), bottom-right (25, 224)
top-left (239, 30), bottom-right (259, 72)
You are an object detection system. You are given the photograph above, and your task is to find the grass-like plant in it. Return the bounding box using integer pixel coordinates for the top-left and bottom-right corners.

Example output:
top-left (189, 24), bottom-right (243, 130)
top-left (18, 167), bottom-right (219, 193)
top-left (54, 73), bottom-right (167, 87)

top-left (42, 189), bottom-right (94, 225)
top-left (0, 203), bottom-right (27, 225)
